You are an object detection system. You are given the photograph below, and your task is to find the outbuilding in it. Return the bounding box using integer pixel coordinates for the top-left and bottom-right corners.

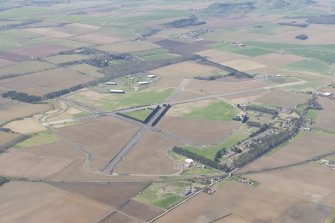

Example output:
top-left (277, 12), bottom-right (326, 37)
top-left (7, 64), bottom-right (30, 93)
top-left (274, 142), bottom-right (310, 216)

top-left (110, 89), bottom-right (125, 94)
top-left (185, 159), bottom-right (194, 165)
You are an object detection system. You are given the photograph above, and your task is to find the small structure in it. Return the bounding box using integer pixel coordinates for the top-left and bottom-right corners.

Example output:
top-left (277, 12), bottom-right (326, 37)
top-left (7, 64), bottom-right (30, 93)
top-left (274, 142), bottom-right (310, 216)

top-left (106, 81), bottom-right (117, 85)
top-left (110, 89), bottom-right (125, 94)
top-left (138, 81), bottom-right (149, 85)
top-left (147, 74), bottom-right (156, 78)
top-left (185, 159), bottom-right (194, 165)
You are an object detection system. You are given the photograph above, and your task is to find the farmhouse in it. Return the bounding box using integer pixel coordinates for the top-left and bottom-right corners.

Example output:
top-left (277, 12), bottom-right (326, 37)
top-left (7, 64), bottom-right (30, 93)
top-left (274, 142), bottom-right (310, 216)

top-left (110, 89), bottom-right (125, 94)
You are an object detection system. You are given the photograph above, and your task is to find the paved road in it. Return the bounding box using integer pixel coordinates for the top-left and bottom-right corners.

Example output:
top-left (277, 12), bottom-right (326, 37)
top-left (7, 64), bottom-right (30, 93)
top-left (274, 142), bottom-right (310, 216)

top-left (101, 127), bottom-right (147, 175)
top-left (166, 79), bottom-right (191, 103)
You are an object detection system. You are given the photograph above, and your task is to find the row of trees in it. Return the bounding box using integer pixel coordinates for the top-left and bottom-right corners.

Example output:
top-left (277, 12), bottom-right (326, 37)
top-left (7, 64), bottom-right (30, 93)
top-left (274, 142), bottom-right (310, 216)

top-left (2, 91), bottom-right (42, 103)
top-left (244, 105), bottom-right (279, 116)
top-left (0, 177), bottom-right (9, 186)
top-left (172, 147), bottom-right (231, 172)
top-left (233, 117), bottom-right (302, 168)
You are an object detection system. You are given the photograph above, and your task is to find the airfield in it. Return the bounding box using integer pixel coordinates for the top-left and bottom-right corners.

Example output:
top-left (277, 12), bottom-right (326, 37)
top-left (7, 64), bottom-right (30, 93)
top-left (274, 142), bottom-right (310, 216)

top-left (1, 0), bottom-right (335, 223)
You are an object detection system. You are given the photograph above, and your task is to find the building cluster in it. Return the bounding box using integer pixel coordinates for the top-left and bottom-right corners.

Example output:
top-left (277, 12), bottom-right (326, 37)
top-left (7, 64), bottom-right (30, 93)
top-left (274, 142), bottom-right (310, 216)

top-left (237, 177), bottom-right (255, 186)
top-left (176, 29), bottom-right (213, 41)
top-left (316, 159), bottom-right (335, 170)
top-left (107, 74), bottom-right (157, 94)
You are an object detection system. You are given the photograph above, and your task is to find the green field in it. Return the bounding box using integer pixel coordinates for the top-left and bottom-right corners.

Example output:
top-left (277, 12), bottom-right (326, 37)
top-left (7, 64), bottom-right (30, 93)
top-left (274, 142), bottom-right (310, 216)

top-left (283, 59), bottom-right (331, 75)
top-left (184, 129), bottom-right (249, 160)
top-left (74, 88), bottom-right (173, 111)
top-left (135, 48), bottom-right (180, 62)
top-left (121, 109), bottom-right (152, 122)
top-left (234, 48), bottom-right (273, 57)
top-left (135, 181), bottom-right (192, 209)
top-left (184, 100), bottom-right (237, 121)
top-left (15, 131), bottom-right (59, 148)
top-left (45, 54), bottom-right (90, 64)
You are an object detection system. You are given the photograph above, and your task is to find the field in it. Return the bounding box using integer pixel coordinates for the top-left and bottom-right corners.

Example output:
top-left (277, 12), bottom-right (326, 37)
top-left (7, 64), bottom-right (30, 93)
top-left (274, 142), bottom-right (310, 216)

top-left (4, 117), bottom-right (45, 134)
top-left (72, 88), bottom-right (173, 111)
top-left (157, 116), bottom-right (238, 145)
top-left (15, 131), bottom-right (59, 148)
top-left (150, 61), bottom-right (218, 79)
top-left (95, 40), bottom-right (160, 53)
top-left (255, 89), bottom-right (309, 108)
top-left (56, 117), bottom-right (140, 171)
top-left (0, 150), bottom-right (73, 178)
top-left (135, 181), bottom-right (195, 210)
top-left (155, 181), bottom-right (332, 223)
top-left (0, 1), bottom-right (335, 222)
top-left (50, 182), bottom-right (148, 209)
top-left (114, 131), bottom-right (179, 175)
top-left (68, 64), bottom-right (104, 78)
top-left (0, 101), bottom-right (50, 125)
top-left (316, 98), bottom-right (335, 132)
top-left (241, 132), bottom-right (335, 173)
top-left (0, 131), bottom-right (19, 147)
top-left (0, 61), bottom-right (54, 77)
top-left (0, 182), bottom-right (111, 223)
top-left (120, 108), bottom-right (152, 122)
top-left (0, 68), bottom-right (94, 97)
top-left (186, 78), bottom-right (267, 95)
top-left (13, 43), bottom-right (72, 58)
top-left (283, 59), bottom-right (331, 76)
top-left (169, 99), bottom-right (238, 121)
top-left (44, 54), bottom-right (91, 64)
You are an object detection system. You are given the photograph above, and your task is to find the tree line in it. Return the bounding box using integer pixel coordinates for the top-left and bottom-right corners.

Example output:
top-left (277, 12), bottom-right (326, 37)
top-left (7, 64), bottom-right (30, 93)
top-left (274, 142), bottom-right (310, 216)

top-left (172, 147), bottom-right (231, 172)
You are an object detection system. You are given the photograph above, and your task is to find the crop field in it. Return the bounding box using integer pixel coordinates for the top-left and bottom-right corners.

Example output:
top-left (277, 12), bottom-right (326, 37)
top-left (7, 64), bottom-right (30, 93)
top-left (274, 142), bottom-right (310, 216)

top-left (0, 131), bottom-right (19, 147)
top-left (56, 117), bottom-right (140, 171)
top-left (68, 64), bottom-right (104, 78)
top-left (157, 116), bottom-right (238, 145)
top-left (50, 181), bottom-right (149, 209)
top-left (186, 78), bottom-right (267, 95)
top-left (151, 61), bottom-right (218, 79)
top-left (233, 47), bottom-right (273, 57)
top-left (0, 1), bottom-right (335, 222)
top-left (12, 43), bottom-right (73, 58)
top-left (316, 98), bottom-right (335, 132)
top-left (114, 131), bottom-right (179, 175)
top-left (75, 33), bottom-right (123, 44)
top-left (95, 40), bottom-right (160, 53)
top-left (255, 89), bottom-right (308, 108)
top-left (223, 59), bottom-right (267, 72)
top-left (118, 199), bottom-right (164, 222)
top-left (44, 54), bottom-right (91, 64)
top-left (156, 181), bottom-right (331, 223)
top-left (0, 102), bottom-right (50, 125)
top-left (0, 150), bottom-right (73, 178)
top-left (0, 182), bottom-right (111, 223)
top-left (0, 61), bottom-right (54, 77)
top-left (0, 68), bottom-right (94, 97)
top-left (241, 132), bottom-right (335, 173)
top-left (283, 59), bottom-right (332, 76)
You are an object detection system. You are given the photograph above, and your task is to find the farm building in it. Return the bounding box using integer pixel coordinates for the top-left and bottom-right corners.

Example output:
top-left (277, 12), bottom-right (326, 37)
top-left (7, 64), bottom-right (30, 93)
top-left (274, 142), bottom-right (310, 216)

top-left (110, 89), bottom-right (125, 94)
top-left (138, 81), bottom-right (149, 85)
top-left (147, 74), bottom-right (156, 78)
top-left (185, 159), bottom-right (194, 165)
top-left (106, 81), bottom-right (117, 85)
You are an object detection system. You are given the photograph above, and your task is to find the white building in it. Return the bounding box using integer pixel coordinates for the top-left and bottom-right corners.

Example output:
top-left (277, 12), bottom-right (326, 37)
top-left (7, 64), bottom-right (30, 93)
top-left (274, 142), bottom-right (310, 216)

top-left (138, 81), bottom-right (149, 85)
top-left (147, 74), bottom-right (156, 78)
top-left (185, 159), bottom-right (194, 165)
top-left (110, 89), bottom-right (125, 94)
